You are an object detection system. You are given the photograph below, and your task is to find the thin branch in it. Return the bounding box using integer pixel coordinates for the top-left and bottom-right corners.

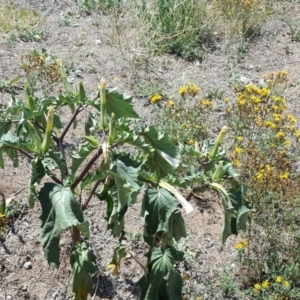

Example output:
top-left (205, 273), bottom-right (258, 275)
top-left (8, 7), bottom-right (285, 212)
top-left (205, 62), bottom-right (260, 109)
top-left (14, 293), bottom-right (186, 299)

top-left (185, 185), bottom-right (209, 201)
top-left (17, 149), bottom-right (34, 160)
top-left (58, 105), bottom-right (85, 144)
top-left (82, 180), bottom-right (101, 211)
top-left (50, 175), bottom-right (63, 185)
top-left (71, 148), bottom-right (103, 190)
top-left (125, 248), bottom-right (145, 270)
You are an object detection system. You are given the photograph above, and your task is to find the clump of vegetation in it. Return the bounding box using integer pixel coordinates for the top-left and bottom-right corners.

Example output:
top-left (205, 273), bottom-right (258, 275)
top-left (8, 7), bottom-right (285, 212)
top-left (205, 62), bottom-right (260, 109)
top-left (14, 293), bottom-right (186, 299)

top-left (153, 82), bottom-right (214, 145)
top-left (151, 71), bottom-right (300, 299)
top-left (213, 0), bottom-right (273, 39)
top-left (0, 1), bottom-right (45, 44)
top-left (0, 57), bottom-right (248, 299)
top-left (133, 0), bottom-right (217, 60)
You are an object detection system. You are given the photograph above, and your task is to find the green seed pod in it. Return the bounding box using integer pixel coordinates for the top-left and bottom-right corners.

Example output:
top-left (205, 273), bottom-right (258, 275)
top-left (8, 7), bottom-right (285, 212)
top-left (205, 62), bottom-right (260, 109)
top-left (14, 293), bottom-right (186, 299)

top-left (79, 81), bottom-right (86, 103)
top-left (209, 126), bottom-right (229, 159)
top-left (84, 135), bottom-right (99, 147)
top-left (25, 84), bottom-right (35, 111)
top-left (212, 161), bottom-right (223, 182)
top-left (100, 79), bottom-right (108, 129)
top-left (27, 120), bottom-right (42, 151)
top-left (108, 113), bottom-right (116, 145)
top-left (41, 106), bottom-right (54, 153)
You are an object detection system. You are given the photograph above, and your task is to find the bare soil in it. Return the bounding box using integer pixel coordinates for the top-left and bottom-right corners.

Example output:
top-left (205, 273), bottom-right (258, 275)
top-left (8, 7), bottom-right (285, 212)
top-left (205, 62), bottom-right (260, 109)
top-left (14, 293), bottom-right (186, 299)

top-left (1, 0), bottom-right (300, 299)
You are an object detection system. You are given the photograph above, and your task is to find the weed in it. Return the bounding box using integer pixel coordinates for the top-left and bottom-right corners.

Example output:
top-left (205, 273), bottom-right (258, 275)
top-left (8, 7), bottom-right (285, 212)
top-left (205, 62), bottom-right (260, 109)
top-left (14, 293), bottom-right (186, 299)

top-left (60, 15), bottom-right (72, 26)
top-left (0, 60), bottom-right (247, 299)
top-left (224, 71), bottom-right (300, 299)
top-left (214, 0), bottom-right (273, 39)
top-left (75, 0), bottom-right (122, 14)
top-left (237, 42), bottom-right (248, 62)
top-left (134, 0), bottom-right (217, 60)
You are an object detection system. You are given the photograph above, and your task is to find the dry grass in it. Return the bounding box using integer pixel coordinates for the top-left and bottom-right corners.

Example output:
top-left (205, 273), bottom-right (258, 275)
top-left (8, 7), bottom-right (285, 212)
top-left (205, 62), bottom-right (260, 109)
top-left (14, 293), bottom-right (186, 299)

top-left (0, 0), bottom-right (44, 33)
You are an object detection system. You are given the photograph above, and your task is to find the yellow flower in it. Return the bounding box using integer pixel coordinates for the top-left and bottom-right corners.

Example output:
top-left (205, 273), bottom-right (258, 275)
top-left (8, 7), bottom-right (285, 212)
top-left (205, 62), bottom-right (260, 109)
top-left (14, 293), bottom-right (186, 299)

top-left (283, 280), bottom-right (290, 287)
top-left (150, 94), bottom-right (163, 104)
top-left (238, 98), bottom-right (246, 106)
top-left (233, 159), bottom-right (240, 167)
top-left (284, 139), bottom-right (291, 146)
top-left (256, 171), bottom-right (264, 180)
top-left (194, 124), bottom-right (201, 129)
top-left (235, 243), bottom-right (245, 250)
top-left (188, 139), bottom-right (195, 145)
top-left (294, 130), bottom-right (300, 137)
top-left (273, 113), bottom-right (281, 122)
top-left (287, 114), bottom-right (297, 123)
top-left (250, 96), bottom-right (261, 104)
top-left (187, 83), bottom-right (200, 97)
top-left (262, 280), bottom-right (270, 289)
top-left (275, 276), bottom-right (282, 283)
top-left (275, 131), bottom-right (285, 139)
top-left (200, 99), bottom-right (213, 108)
top-left (237, 136), bottom-right (243, 143)
top-left (254, 283), bottom-right (261, 293)
top-left (234, 147), bottom-right (243, 154)
top-left (166, 100), bottom-right (175, 108)
top-left (179, 86), bottom-right (187, 96)
top-left (223, 97), bottom-right (229, 103)
top-left (279, 172), bottom-right (289, 180)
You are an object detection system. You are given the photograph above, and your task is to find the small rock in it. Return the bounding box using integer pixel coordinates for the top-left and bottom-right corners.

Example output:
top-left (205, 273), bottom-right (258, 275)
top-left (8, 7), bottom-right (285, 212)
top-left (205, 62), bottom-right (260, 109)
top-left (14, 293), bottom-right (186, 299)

top-left (23, 261), bottom-right (32, 269)
top-left (240, 76), bottom-right (250, 84)
top-left (20, 284), bottom-right (27, 292)
top-left (95, 39), bottom-right (102, 45)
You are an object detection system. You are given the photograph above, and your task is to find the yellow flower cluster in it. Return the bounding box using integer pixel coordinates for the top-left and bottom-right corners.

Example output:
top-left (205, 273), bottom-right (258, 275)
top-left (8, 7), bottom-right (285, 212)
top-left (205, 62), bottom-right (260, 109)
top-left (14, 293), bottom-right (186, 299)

top-left (150, 93), bottom-right (163, 104)
top-left (254, 280), bottom-right (270, 293)
top-left (227, 71), bottom-right (300, 204)
top-left (179, 83), bottom-right (200, 97)
top-left (199, 99), bottom-right (214, 108)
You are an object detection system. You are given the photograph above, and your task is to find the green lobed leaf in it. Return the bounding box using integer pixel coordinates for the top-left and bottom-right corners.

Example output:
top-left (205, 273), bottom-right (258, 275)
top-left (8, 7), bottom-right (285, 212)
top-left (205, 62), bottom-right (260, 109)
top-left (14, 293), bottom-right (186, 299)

top-left (139, 126), bottom-right (179, 178)
top-left (28, 157), bottom-right (46, 208)
top-left (81, 170), bottom-right (107, 189)
top-left (0, 120), bottom-right (12, 136)
top-left (38, 183), bottom-right (89, 267)
top-left (45, 150), bottom-right (68, 180)
top-left (70, 242), bottom-right (98, 300)
top-left (105, 88), bottom-right (139, 119)
top-left (107, 155), bottom-right (142, 236)
top-left (165, 210), bottom-right (187, 245)
top-left (141, 187), bottom-right (178, 246)
top-left (219, 185), bottom-right (251, 245)
top-left (84, 111), bottom-right (97, 136)
top-left (71, 143), bottom-right (97, 174)
top-left (138, 246), bottom-right (185, 300)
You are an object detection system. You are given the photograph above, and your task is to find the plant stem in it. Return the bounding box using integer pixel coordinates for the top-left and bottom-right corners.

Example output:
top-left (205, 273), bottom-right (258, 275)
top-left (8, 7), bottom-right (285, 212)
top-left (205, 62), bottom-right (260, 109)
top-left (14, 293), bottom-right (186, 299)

top-left (71, 148), bottom-right (103, 190)
top-left (81, 180), bottom-right (101, 211)
top-left (18, 149), bottom-right (34, 160)
top-left (137, 176), bottom-right (157, 187)
top-left (71, 225), bottom-right (80, 245)
top-left (185, 184), bottom-right (209, 201)
top-left (57, 105), bottom-right (85, 162)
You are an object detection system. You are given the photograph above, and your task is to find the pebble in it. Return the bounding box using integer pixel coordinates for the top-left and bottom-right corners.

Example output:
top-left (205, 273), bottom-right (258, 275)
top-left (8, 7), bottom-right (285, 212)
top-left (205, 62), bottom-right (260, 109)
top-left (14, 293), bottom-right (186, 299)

top-left (23, 261), bottom-right (32, 269)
